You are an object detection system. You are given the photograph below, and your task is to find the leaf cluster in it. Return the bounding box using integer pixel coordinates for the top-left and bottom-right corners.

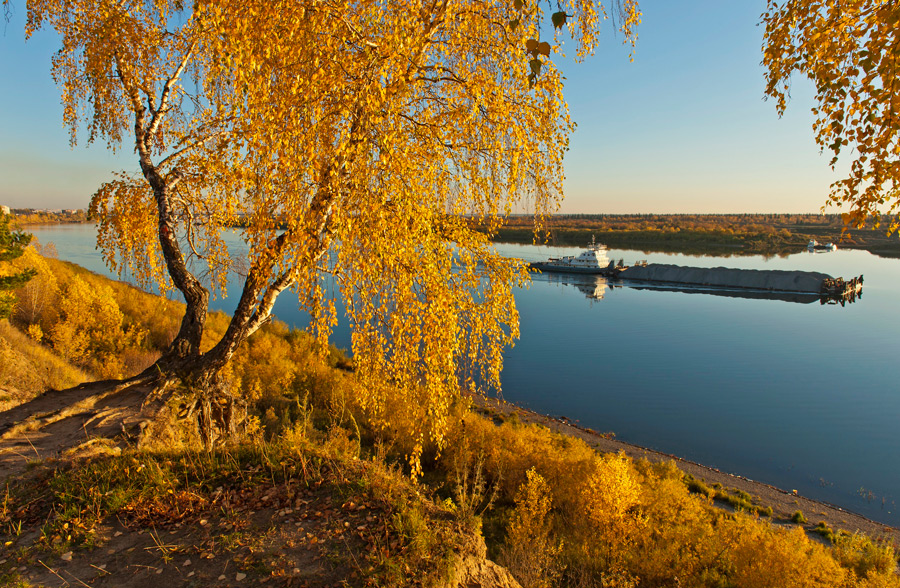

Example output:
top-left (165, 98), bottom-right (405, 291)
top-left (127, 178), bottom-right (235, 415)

top-left (763, 0), bottom-right (900, 235)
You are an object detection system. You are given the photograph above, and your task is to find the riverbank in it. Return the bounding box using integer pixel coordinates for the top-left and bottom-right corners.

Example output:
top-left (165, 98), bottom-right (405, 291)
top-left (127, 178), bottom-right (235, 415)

top-left (474, 394), bottom-right (900, 546)
top-left (484, 213), bottom-right (900, 258)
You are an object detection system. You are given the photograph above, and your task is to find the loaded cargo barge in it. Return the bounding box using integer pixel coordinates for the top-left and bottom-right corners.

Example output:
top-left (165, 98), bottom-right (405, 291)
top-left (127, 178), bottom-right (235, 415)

top-left (528, 239), bottom-right (863, 303)
top-left (615, 264), bottom-right (863, 302)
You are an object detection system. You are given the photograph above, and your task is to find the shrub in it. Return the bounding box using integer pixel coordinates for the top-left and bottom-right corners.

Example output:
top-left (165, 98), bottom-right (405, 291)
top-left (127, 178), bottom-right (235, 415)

top-left (499, 468), bottom-right (562, 588)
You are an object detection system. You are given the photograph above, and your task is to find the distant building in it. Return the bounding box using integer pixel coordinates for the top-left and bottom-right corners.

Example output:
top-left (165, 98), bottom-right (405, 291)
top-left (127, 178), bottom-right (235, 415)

top-left (0, 205), bottom-right (10, 216)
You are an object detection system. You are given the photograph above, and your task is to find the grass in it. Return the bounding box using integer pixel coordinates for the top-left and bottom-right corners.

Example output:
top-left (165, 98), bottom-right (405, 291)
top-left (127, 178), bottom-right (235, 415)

top-left (814, 521), bottom-right (837, 543)
top-left (0, 319), bottom-right (89, 395)
top-left (684, 474), bottom-right (773, 517)
top-left (1, 441), bottom-right (473, 586)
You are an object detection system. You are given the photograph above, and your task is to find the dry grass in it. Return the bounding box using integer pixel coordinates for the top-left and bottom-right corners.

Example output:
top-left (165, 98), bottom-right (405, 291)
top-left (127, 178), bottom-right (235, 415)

top-left (0, 319), bottom-right (89, 399)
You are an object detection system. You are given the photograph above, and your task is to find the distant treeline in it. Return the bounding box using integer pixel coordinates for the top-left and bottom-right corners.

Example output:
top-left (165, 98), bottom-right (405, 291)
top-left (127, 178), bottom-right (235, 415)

top-left (481, 213), bottom-right (900, 258)
top-left (12, 208), bottom-right (88, 224)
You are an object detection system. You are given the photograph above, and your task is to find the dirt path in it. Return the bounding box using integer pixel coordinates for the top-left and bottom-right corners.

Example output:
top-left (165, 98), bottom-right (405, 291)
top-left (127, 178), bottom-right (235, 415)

top-left (0, 379), bottom-right (158, 478)
top-left (475, 396), bottom-right (900, 546)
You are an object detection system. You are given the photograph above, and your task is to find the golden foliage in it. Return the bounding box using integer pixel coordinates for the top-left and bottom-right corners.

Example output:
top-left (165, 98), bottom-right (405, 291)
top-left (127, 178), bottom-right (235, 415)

top-left (578, 451), bottom-right (646, 567)
top-left (26, 0), bottom-right (640, 466)
top-left (732, 524), bottom-right (848, 588)
top-left (11, 246), bottom-right (58, 325)
top-left (763, 1), bottom-right (900, 234)
top-left (500, 467), bottom-right (562, 588)
top-left (48, 275), bottom-right (145, 378)
top-left (831, 533), bottom-right (898, 585)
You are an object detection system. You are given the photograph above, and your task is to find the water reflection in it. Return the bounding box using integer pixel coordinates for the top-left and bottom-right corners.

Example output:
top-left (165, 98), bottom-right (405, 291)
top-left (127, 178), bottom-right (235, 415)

top-left (538, 273), bottom-right (609, 300)
top-left (619, 283), bottom-right (860, 305)
top-left (536, 271), bottom-right (862, 306)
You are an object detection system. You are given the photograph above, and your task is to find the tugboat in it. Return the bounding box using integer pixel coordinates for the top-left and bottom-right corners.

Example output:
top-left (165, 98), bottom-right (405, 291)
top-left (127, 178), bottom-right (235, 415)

top-left (808, 239), bottom-right (838, 252)
top-left (529, 237), bottom-right (613, 275)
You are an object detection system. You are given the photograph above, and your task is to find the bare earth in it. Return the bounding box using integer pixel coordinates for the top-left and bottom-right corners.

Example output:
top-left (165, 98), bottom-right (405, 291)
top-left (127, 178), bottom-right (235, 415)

top-left (0, 380), bottom-right (159, 479)
top-left (475, 395), bottom-right (900, 547)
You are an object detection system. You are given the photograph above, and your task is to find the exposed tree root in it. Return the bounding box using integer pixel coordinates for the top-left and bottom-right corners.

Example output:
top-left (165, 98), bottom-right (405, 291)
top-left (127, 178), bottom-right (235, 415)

top-left (0, 371), bottom-right (246, 478)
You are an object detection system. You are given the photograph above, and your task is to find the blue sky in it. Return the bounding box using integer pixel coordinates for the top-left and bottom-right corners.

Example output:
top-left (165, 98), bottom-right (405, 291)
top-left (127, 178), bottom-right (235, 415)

top-left (0, 1), bottom-right (841, 213)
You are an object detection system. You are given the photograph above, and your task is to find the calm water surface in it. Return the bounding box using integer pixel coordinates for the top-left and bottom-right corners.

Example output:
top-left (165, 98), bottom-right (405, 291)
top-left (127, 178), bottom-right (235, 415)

top-left (28, 225), bottom-right (900, 526)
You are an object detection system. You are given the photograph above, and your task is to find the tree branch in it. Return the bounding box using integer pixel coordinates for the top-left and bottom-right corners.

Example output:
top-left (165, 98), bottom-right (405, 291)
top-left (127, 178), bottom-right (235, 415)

top-left (145, 43), bottom-right (196, 150)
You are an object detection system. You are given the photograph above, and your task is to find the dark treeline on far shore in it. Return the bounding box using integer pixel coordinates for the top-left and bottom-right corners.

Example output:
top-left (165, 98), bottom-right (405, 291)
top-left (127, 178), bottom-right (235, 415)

top-left (484, 213), bottom-right (900, 258)
top-left (9, 208), bottom-right (88, 224)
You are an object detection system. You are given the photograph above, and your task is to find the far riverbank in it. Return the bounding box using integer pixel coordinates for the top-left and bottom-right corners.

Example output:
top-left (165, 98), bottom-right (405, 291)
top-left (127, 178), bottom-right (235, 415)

top-left (484, 213), bottom-right (900, 258)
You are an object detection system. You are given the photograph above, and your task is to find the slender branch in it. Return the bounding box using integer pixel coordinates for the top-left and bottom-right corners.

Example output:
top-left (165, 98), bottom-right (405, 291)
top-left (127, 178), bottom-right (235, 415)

top-left (158, 129), bottom-right (229, 169)
top-left (145, 43), bottom-right (196, 148)
top-left (245, 269), bottom-right (297, 337)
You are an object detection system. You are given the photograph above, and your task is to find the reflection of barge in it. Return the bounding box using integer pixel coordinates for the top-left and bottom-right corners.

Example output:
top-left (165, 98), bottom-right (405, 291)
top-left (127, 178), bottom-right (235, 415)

top-left (808, 239), bottom-right (838, 252)
top-left (539, 273), bottom-right (609, 300)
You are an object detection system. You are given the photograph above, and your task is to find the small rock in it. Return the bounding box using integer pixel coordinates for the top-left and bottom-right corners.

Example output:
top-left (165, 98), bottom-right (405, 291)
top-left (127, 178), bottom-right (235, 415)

top-left (156, 568), bottom-right (162, 575)
top-left (60, 552), bottom-right (73, 562)
top-left (183, 559), bottom-right (191, 566)
top-left (293, 568), bottom-right (300, 574)
top-left (218, 575), bottom-right (226, 580)
top-left (199, 519), bottom-right (208, 526)
top-left (236, 572), bottom-right (247, 581)
top-left (187, 571), bottom-right (195, 577)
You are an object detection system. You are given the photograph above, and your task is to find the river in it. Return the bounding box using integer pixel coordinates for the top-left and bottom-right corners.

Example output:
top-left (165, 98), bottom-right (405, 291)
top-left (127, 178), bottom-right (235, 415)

top-left (26, 224), bottom-right (900, 527)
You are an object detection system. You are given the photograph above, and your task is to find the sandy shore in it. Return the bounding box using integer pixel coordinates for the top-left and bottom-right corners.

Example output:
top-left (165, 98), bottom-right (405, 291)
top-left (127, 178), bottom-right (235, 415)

top-left (474, 395), bottom-right (900, 546)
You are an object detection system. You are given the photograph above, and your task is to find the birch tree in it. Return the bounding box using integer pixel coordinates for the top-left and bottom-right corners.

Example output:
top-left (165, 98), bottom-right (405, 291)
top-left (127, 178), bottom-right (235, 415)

top-left (26, 0), bottom-right (640, 450)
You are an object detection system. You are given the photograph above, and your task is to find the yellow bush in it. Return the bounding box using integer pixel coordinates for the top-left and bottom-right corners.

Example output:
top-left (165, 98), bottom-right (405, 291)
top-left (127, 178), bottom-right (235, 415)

top-left (578, 451), bottom-right (646, 564)
top-left (831, 533), bottom-right (899, 586)
top-left (441, 412), bottom-right (597, 513)
top-left (627, 461), bottom-right (726, 586)
top-left (500, 467), bottom-right (562, 588)
top-left (48, 275), bottom-right (145, 378)
top-left (12, 247), bottom-right (58, 326)
top-left (731, 524), bottom-right (847, 588)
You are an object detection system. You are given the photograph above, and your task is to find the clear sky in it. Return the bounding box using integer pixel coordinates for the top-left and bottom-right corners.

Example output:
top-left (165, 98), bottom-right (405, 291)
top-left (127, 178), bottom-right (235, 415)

top-left (0, 1), bottom-right (842, 214)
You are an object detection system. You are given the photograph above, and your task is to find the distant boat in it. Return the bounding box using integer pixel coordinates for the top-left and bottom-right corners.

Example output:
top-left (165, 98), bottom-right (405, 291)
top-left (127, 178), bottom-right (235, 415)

top-left (808, 239), bottom-right (837, 252)
top-left (529, 237), bottom-right (612, 275)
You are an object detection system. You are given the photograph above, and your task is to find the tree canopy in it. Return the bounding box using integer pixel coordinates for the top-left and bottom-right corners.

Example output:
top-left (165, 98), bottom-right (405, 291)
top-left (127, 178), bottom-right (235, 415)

top-left (763, 0), bottom-right (900, 234)
top-left (26, 0), bottom-right (640, 460)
